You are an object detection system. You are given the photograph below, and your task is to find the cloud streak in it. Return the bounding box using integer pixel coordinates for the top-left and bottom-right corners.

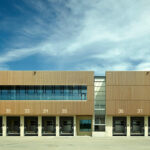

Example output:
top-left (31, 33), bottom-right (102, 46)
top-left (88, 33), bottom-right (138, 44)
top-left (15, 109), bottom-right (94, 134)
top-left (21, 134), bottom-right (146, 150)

top-left (0, 0), bottom-right (150, 75)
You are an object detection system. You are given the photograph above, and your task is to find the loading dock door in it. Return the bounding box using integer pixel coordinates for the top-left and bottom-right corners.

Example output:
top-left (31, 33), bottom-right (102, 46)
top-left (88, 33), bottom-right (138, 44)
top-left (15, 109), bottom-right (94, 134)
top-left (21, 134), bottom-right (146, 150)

top-left (42, 117), bottom-right (56, 136)
top-left (7, 117), bottom-right (20, 136)
top-left (113, 117), bottom-right (126, 136)
top-left (60, 117), bottom-right (74, 136)
top-left (24, 117), bottom-right (38, 136)
top-left (131, 117), bottom-right (144, 136)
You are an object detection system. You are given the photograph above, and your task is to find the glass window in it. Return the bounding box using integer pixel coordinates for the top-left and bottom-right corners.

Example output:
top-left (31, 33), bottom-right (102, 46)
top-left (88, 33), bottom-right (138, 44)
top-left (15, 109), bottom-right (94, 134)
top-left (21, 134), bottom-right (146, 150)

top-left (27, 86), bottom-right (35, 100)
top-left (73, 86), bottom-right (78, 94)
top-left (95, 100), bottom-right (105, 109)
top-left (78, 86), bottom-right (82, 94)
top-left (95, 115), bottom-right (105, 124)
top-left (1, 86), bottom-right (8, 100)
top-left (94, 115), bottom-right (105, 132)
top-left (68, 86), bottom-right (73, 95)
top-left (0, 85), bottom-right (87, 100)
top-left (55, 86), bottom-right (60, 94)
top-left (80, 120), bottom-right (91, 132)
top-left (68, 86), bottom-right (73, 100)
top-left (19, 86), bottom-right (26, 100)
top-left (82, 86), bottom-right (87, 94)
top-left (10, 86), bottom-right (16, 100)
top-left (60, 86), bottom-right (64, 94)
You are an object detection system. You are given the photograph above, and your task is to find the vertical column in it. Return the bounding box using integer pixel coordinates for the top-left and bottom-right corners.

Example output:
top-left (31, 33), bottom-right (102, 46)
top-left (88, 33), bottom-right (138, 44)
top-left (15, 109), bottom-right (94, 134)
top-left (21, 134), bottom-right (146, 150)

top-left (56, 116), bottom-right (59, 136)
top-left (2, 116), bottom-right (6, 136)
top-left (144, 116), bottom-right (148, 137)
top-left (106, 116), bottom-right (112, 136)
top-left (74, 116), bottom-right (76, 136)
top-left (92, 115), bottom-right (95, 136)
top-left (20, 116), bottom-right (24, 136)
top-left (38, 116), bottom-right (42, 136)
top-left (127, 116), bottom-right (130, 136)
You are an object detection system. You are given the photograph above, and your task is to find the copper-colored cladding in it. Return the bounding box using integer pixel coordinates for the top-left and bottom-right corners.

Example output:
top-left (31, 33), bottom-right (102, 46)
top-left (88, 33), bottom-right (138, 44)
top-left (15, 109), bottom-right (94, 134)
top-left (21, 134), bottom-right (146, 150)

top-left (106, 71), bottom-right (150, 116)
top-left (0, 71), bottom-right (94, 116)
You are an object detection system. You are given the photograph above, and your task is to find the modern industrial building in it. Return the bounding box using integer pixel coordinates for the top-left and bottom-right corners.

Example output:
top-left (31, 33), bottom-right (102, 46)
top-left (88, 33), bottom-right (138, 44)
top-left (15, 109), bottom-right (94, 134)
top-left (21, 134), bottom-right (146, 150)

top-left (0, 71), bottom-right (150, 137)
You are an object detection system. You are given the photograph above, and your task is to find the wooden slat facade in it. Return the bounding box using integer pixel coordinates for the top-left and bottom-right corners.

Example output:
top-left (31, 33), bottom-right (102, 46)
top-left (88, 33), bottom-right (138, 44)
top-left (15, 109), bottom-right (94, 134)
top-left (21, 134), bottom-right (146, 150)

top-left (106, 71), bottom-right (150, 116)
top-left (0, 71), bottom-right (94, 116)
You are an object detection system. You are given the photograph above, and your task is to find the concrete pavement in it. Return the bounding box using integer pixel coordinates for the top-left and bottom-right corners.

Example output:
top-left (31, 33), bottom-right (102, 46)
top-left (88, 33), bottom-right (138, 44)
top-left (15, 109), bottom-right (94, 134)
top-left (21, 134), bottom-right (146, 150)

top-left (0, 137), bottom-right (149, 150)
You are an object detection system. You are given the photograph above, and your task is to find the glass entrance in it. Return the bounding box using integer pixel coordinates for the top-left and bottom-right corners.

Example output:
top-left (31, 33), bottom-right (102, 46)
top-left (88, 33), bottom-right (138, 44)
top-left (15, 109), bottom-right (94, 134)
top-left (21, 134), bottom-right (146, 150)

top-left (113, 117), bottom-right (126, 136)
top-left (24, 117), bottom-right (38, 136)
top-left (42, 117), bottom-right (56, 136)
top-left (7, 117), bottom-right (20, 136)
top-left (131, 117), bottom-right (144, 136)
top-left (60, 117), bottom-right (74, 136)
top-left (0, 117), bottom-right (2, 136)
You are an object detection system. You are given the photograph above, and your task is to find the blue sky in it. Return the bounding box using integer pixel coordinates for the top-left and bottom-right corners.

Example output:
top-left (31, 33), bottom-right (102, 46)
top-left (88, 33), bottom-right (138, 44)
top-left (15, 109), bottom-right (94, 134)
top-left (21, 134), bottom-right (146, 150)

top-left (0, 0), bottom-right (150, 75)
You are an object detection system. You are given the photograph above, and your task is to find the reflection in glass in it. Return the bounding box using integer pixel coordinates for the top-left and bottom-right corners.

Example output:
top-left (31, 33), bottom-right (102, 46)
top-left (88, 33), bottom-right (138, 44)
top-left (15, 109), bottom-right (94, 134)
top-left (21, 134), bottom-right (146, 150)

top-left (0, 85), bottom-right (87, 100)
top-left (80, 120), bottom-right (91, 132)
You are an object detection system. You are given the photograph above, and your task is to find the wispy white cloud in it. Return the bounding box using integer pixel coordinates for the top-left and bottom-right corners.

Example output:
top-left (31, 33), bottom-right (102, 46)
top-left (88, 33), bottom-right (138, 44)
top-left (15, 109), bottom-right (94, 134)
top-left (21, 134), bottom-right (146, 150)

top-left (0, 48), bottom-right (37, 64)
top-left (135, 63), bottom-right (150, 71)
top-left (0, 0), bottom-right (150, 74)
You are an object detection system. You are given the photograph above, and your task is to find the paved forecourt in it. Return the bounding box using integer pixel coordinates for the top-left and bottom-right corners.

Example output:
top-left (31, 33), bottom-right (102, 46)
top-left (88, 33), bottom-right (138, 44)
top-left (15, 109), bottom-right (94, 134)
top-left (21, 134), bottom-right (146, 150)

top-left (0, 137), bottom-right (149, 150)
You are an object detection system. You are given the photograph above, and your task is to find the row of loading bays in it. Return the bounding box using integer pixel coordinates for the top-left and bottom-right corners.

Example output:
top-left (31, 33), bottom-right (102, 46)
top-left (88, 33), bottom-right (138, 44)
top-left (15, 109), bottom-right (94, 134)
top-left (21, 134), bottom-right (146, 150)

top-left (0, 116), bottom-right (92, 136)
top-left (113, 117), bottom-right (150, 136)
top-left (1, 116), bottom-right (148, 136)
top-left (0, 117), bottom-right (74, 136)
